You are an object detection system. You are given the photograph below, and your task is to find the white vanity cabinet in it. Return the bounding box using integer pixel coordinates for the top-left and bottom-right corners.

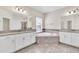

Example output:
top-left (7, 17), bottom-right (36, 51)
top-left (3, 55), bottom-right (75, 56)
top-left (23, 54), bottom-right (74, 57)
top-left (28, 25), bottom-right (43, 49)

top-left (23, 33), bottom-right (31, 47)
top-left (59, 32), bottom-right (71, 45)
top-left (0, 36), bottom-right (16, 53)
top-left (0, 32), bottom-right (36, 53)
top-left (15, 33), bottom-right (36, 51)
top-left (71, 33), bottom-right (79, 47)
top-left (24, 33), bottom-right (36, 46)
top-left (15, 34), bottom-right (24, 50)
top-left (59, 32), bottom-right (79, 47)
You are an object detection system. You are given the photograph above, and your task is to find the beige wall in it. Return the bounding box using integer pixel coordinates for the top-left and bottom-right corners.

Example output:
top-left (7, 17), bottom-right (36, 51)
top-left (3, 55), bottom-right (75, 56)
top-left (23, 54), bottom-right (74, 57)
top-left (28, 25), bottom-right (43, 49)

top-left (45, 6), bottom-right (79, 30)
top-left (45, 7), bottom-right (77, 30)
top-left (0, 6), bottom-right (45, 30)
top-left (22, 6), bottom-right (45, 29)
top-left (45, 7), bottom-right (65, 30)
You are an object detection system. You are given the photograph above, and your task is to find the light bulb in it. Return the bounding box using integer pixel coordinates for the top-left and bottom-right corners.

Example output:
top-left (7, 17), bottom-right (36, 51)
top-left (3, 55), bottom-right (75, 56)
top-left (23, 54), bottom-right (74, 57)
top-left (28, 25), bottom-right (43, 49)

top-left (15, 7), bottom-right (19, 11)
top-left (20, 8), bottom-right (23, 12)
top-left (23, 10), bottom-right (26, 13)
top-left (71, 11), bottom-right (73, 14)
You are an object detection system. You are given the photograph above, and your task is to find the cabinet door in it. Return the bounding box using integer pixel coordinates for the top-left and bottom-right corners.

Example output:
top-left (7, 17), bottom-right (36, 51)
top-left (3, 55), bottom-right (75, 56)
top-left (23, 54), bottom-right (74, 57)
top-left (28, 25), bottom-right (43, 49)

top-left (71, 33), bottom-right (79, 47)
top-left (0, 36), bottom-right (16, 53)
top-left (15, 34), bottom-right (24, 50)
top-left (23, 33), bottom-right (36, 47)
top-left (22, 33), bottom-right (29, 47)
top-left (64, 32), bottom-right (71, 44)
top-left (59, 32), bottom-right (71, 44)
top-left (25, 33), bottom-right (36, 45)
top-left (29, 33), bottom-right (36, 43)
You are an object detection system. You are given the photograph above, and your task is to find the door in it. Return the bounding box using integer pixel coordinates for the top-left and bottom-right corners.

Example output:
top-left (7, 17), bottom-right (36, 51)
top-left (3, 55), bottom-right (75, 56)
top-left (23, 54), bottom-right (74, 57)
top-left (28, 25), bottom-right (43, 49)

top-left (36, 16), bottom-right (42, 32)
top-left (0, 36), bottom-right (16, 53)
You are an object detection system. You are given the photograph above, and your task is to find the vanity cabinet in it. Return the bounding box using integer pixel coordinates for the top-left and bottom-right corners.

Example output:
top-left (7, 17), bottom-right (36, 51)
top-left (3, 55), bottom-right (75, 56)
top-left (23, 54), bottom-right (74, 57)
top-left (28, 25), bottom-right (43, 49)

top-left (71, 33), bottom-right (79, 47)
top-left (15, 34), bottom-right (24, 50)
top-left (24, 33), bottom-right (36, 46)
top-left (59, 32), bottom-right (79, 47)
top-left (0, 36), bottom-right (16, 53)
top-left (16, 33), bottom-right (36, 51)
top-left (59, 32), bottom-right (71, 45)
top-left (0, 32), bottom-right (36, 53)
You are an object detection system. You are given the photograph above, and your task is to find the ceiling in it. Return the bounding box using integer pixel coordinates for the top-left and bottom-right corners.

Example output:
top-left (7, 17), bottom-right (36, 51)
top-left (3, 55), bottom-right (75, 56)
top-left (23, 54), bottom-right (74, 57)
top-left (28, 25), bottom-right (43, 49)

top-left (30, 6), bottom-right (65, 13)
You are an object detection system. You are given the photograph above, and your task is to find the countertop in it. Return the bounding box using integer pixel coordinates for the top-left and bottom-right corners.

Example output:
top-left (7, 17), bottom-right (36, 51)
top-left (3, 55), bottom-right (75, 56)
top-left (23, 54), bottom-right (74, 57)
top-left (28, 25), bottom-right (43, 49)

top-left (0, 30), bottom-right (36, 36)
top-left (60, 30), bottom-right (79, 33)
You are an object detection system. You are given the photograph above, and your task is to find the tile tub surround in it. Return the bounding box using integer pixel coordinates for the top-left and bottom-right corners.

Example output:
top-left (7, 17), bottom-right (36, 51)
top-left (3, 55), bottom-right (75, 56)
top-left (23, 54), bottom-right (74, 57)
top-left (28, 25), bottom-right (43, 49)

top-left (17, 36), bottom-right (79, 53)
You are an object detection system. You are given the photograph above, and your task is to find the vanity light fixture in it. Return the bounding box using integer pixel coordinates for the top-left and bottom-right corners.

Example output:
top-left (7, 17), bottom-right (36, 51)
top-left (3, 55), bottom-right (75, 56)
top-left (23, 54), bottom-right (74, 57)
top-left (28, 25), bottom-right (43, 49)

top-left (14, 7), bottom-right (27, 14)
top-left (73, 10), bottom-right (76, 13)
top-left (19, 8), bottom-right (23, 12)
top-left (76, 8), bottom-right (78, 10)
top-left (66, 8), bottom-right (79, 16)
top-left (71, 10), bottom-right (74, 14)
top-left (15, 7), bottom-right (18, 10)
top-left (69, 11), bottom-right (71, 14)
top-left (66, 11), bottom-right (71, 15)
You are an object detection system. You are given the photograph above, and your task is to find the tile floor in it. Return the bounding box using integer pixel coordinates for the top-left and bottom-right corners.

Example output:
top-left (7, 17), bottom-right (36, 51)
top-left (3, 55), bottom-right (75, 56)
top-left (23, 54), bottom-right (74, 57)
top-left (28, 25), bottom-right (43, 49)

top-left (17, 36), bottom-right (79, 53)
